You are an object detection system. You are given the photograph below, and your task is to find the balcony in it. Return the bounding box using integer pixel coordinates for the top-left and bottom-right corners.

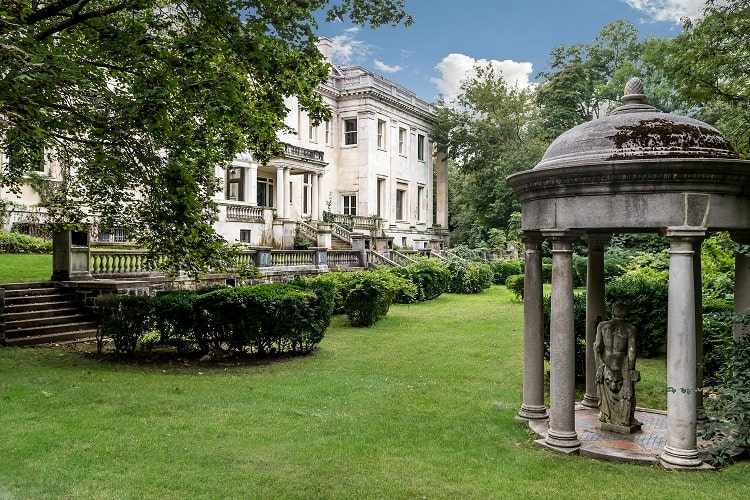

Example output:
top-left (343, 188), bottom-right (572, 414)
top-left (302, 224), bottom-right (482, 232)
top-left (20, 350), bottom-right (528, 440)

top-left (282, 143), bottom-right (324, 163)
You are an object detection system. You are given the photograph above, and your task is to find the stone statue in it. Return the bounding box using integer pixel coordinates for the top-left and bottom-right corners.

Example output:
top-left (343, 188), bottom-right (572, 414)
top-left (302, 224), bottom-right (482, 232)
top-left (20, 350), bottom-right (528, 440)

top-left (593, 302), bottom-right (642, 433)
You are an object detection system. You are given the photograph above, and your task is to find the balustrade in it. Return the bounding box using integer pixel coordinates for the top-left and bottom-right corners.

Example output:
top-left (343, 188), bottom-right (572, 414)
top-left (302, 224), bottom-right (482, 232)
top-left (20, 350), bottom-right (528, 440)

top-left (226, 204), bottom-right (264, 221)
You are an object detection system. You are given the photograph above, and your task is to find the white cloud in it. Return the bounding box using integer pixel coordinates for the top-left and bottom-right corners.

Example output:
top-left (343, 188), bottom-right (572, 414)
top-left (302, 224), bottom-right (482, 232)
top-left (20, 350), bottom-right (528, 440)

top-left (621, 0), bottom-right (709, 23)
top-left (331, 27), bottom-right (370, 65)
top-left (430, 53), bottom-right (534, 101)
top-left (373, 60), bottom-right (402, 74)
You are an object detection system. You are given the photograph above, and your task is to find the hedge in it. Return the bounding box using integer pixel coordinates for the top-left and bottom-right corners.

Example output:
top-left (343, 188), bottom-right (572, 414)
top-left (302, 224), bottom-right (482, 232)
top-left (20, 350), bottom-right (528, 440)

top-left (389, 258), bottom-right (451, 303)
top-left (0, 231), bottom-right (52, 254)
top-left (445, 258), bottom-right (493, 294)
top-left (489, 258), bottom-right (522, 285)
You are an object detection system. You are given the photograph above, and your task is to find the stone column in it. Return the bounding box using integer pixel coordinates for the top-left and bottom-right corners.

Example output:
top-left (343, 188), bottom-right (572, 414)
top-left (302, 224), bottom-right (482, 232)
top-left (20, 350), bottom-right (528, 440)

top-left (732, 232), bottom-right (750, 340)
top-left (544, 231), bottom-right (580, 449)
top-left (693, 240), bottom-right (704, 416)
top-left (582, 233), bottom-right (609, 409)
top-left (248, 163), bottom-right (258, 206)
top-left (517, 232), bottom-right (548, 421)
top-left (435, 148), bottom-right (448, 229)
top-left (660, 228), bottom-right (705, 468)
top-left (282, 166), bottom-right (291, 219)
top-left (276, 166), bottom-right (285, 218)
top-left (311, 173), bottom-right (320, 221)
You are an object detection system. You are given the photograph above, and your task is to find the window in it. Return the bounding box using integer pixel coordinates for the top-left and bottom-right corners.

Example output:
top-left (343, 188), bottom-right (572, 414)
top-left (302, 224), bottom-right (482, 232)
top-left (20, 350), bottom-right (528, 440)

top-left (417, 185), bottom-right (425, 221)
top-left (343, 195), bottom-right (357, 216)
top-left (303, 174), bottom-right (312, 215)
top-left (398, 128), bottom-right (407, 155)
top-left (377, 119), bottom-right (386, 149)
top-left (257, 177), bottom-right (274, 207)
top-left (343, 118), bottom-right (357, 145)
top-left (417, 134), bottom-right (425, 162)
top-left (226, 168), bottom-right (244, 201)
top-left (324, 121), bottom-right (331, 145)
top-left (239, 229), bottom-right (252, 243)
top-left (308, 121), bottom-right (317, 142)
top-left (396, 188), bottom-right (406, 220)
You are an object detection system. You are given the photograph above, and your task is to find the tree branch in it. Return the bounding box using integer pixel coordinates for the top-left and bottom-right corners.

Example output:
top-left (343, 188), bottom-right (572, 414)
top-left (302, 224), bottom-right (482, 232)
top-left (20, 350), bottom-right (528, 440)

top-left (33, 1), bottom-right (137, 41)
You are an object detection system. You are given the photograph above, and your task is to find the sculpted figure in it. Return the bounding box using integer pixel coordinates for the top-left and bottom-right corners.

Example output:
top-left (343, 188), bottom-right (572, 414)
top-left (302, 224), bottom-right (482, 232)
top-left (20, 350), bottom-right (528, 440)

top-left (593, 302), bottom-right (642, 431)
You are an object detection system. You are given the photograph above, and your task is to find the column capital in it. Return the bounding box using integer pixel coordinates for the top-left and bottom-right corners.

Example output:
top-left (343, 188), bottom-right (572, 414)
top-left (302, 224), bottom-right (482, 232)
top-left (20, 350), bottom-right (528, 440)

top-left (582, 232), bottom-right (611, 249)
top-left (664, 227), bottom-right (706, 242)
top-left (541, 228), bottom-right (579, 242)
top-left (520, 230), bottom-right (543, 246)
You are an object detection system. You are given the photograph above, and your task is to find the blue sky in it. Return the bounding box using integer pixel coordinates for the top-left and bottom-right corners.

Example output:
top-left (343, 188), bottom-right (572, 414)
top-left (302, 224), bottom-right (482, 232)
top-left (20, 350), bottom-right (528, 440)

top-left (316, 0), bottom-right (708, 103)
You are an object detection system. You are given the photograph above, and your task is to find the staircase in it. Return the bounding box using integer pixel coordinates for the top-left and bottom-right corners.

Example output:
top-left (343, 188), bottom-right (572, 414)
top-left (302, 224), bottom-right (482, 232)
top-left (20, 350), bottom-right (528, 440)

top-left (1, 282), bottom-right (98, 346)
top-left (331, 234), bottom-right (353, 250)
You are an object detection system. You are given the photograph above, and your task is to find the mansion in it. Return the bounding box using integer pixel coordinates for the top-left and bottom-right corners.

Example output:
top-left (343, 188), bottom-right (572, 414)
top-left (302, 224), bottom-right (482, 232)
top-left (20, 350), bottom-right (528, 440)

top-left (1, 39), bottom-right (449, 252)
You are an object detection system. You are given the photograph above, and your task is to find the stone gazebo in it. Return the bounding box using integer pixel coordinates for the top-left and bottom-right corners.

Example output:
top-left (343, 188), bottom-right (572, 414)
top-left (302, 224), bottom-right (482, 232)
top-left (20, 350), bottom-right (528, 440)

top-left (507, 78), bottom-right (750, 468)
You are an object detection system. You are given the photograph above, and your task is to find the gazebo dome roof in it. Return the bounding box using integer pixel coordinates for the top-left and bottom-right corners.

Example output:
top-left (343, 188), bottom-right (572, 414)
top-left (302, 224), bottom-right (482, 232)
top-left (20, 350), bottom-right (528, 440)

top-left (534, 77), bottom-right (739, 171)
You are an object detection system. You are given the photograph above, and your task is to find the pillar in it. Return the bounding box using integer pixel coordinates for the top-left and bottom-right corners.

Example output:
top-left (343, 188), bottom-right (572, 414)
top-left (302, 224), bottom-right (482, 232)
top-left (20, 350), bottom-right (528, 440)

top-left (282, 166), bottom-right (291, 219)
top-left (435, 148), bottom-right (448, 229)
top-left (276, 166), bottom-right (285, 218)
top-left (517, 232), bottom-right (548, 421)
top-left (248, 163), bottom-right (258, 206)
top-left (660, 228), bottom-right (705, 468)
top-left (311, 173), bottom-right (320, 221)
top-left (582, 233), bottom-right (609, 409)
top-left (544, 231), bottom-right (580, 449)
top-left (732, 232), bottom-right (750, 340)
top-left (693, 240), bottom-right (704, 416)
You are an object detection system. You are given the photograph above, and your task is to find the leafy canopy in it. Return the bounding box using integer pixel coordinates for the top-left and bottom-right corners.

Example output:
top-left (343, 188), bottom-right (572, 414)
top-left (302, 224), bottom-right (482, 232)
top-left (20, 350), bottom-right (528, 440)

top-left (0, 0), bottom-right (410, 274)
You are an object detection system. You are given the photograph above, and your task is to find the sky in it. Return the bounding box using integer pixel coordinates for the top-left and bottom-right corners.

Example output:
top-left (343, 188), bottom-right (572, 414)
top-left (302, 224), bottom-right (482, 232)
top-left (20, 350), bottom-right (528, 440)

top-left (316, 0), bottom-right (710, 104)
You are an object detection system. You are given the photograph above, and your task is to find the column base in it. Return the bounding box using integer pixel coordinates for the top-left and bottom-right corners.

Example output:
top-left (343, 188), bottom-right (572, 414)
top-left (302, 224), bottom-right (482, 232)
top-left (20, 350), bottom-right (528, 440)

top-left (659, 445), bottom-right (704, 468)
top-left (545, 428), bottom-right (580, 449)
top-left (580, 393), bottom-right (598, 409)
top-left (516, 404), bottom-right (548, 421)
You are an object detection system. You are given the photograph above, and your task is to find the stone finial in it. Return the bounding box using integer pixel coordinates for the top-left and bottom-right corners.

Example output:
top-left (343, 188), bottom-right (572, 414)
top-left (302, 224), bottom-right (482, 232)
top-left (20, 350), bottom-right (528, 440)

top-left (621, 77), bottom-right (646, 105)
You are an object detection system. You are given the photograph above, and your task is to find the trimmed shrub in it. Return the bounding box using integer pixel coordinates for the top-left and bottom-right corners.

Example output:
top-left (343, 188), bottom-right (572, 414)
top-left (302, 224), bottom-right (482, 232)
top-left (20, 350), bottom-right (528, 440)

top-left (489, 258), bottom-right (522, 285)
top-left (152, 289), bottom-right (198, 353)
top-left (605, 269), bottom-right (669, 358)
top-left (390, 258), bottom-right (451, 303)
top-left (505, 274), bottom-right (524, 300)
top-left (97, 294), bottom-right (153, 356)
top-left (0, 231), bottom-right (52, 254)
top-left (446, 258), bottom-right (493, 294)
top-left (340, 269), bottom-right (414, 326)
top-left (541, 262), bottom-right (552, 284)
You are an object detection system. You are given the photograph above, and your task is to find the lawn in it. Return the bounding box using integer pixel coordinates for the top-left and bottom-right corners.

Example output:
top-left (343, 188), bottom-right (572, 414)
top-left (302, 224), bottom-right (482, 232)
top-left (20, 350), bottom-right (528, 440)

top-left (1, 286), bottom-right (748, 499)
top-left (0, 253), bottom-right (52, 282)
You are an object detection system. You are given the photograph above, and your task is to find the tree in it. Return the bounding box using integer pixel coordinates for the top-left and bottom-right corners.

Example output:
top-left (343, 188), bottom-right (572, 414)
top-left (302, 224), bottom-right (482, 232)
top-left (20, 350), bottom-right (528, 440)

top-left (0, 0), bottom-right (411, 274)
top-left (661, 0), bottom-right (750, 156)
top-left (434, 65), bottom-right (546, 246)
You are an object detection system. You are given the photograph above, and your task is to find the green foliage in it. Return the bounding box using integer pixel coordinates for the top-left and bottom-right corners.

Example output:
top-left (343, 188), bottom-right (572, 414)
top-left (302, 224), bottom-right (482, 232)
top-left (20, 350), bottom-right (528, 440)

top-left (0, 0), bottom-right (412, 274)
top-left (542, 292), bottom-right (587, 381)
top-left (605, 270), bottom-right (669, 358)
top-left (0, 231), bottom-right (52, 254)
top-left (489, 258), bottom-right (522, 285)
top-left (97, 294), bottom-right (154, 356)
top-left (389, 258), bottom-right (451, 303)
top-left (152, 290), bottom-right (199, 354)
top-left (445, 257), bottom-right (493, 294)
top-left (338, 269), bottom-right (414, 327)
top-left (505, 274), bottom-right (524, 301)
top-left (701, 331), bottom-right (750, 467)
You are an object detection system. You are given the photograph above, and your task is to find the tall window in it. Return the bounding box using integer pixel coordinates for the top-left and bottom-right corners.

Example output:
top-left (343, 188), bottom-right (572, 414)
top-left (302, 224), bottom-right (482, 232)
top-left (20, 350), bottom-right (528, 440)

top-left (377, 119), bottom-right (386, 149)
top-left (417, 185), bottom-right (425, 221)
top-left (343, 195), bottom-right (357, 215)
top-left (417, 134), bottom-right (425, 162)
top-left (344, 118), bottom-right (357, 145)
top-left (226, 168), bottom-right (244, 201)
top-left (257, 177), bottom-right (274, 207)
top-left (377, 178), bottom-right (386, 217)
top-left (398, 127), bottom-right (407, 155)
top-left (308, 121), bottom-right (317, 142)
top-left (396, 188), bottom-right (406, 220)
top-left (324, 121), bottom-right (331, 145)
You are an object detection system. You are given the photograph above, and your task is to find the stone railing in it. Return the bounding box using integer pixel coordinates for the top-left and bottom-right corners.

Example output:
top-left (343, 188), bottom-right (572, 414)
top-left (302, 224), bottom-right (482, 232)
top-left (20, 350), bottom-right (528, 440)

top-left (91, 250), bottom-right (158, 277)
top-left (270, 250), bottom-right (316, 267)
top-left (324, 212), bottom-right (380, 231)
top-left (296, 220), bottom-right (318, 242)
top-left (282, 142), bottom-right (325, 163)
top-left (368, 250), bottom-right (400, 267)
top-left (328, 250), bottom-right (362, 268)
top-left (331, 223), bottom-right (352, 243)
top-left (225, 204), bottom-right (264, 222)
top-left (391, 250), bottom-right (418, 266)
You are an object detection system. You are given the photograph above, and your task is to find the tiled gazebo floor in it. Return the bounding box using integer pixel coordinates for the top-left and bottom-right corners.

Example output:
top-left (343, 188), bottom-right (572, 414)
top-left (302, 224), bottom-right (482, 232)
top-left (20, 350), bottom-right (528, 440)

top-left (528, 405), bottom-right (713, 466)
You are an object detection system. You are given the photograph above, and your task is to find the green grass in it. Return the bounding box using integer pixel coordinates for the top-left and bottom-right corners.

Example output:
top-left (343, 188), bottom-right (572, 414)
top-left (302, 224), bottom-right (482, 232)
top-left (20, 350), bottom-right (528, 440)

top-left (1, 286), bottom-right (748, 499)
top-left (0, 253), bottom-right (52, 282)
